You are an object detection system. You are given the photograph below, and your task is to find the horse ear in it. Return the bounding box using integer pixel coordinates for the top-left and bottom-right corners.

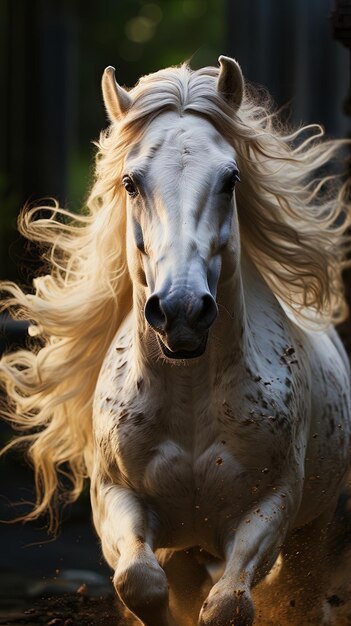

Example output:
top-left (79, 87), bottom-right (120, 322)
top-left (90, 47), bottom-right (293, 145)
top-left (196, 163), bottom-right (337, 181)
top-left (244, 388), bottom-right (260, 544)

top-left (217, 55), bottom-right (244, 112)
top-left (102, 66), bottom-right (132, 121)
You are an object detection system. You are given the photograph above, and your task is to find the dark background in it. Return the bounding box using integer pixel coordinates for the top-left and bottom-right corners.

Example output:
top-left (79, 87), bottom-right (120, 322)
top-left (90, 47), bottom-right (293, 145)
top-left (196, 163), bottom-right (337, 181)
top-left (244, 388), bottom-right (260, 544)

top-left (0, 0), bottom-right (350, 609)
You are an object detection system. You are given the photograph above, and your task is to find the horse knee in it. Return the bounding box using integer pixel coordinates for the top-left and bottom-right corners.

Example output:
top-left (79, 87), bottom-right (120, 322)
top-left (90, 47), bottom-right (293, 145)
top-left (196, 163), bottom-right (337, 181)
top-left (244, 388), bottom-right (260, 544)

top-left (114, 554), bottom-right (169, 622)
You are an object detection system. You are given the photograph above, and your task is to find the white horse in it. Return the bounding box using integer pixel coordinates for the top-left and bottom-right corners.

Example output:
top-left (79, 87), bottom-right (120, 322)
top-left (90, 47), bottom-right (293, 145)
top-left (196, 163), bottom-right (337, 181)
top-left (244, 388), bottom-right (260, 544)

top-left (1, 57), bottom-right (350, 626)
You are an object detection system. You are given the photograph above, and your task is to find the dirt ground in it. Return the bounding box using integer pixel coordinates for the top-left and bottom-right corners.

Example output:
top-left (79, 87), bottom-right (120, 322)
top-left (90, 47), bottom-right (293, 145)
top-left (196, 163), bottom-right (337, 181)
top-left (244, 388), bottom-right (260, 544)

top-left (0, 593), bottom-right (123, 626)
top-left (1, 544), bottom-right (351, 626)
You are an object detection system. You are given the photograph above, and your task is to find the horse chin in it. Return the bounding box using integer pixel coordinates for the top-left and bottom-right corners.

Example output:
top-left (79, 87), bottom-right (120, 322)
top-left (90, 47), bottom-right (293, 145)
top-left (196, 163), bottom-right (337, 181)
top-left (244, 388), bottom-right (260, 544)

top-left (157, 334), bottom-right (208, 360)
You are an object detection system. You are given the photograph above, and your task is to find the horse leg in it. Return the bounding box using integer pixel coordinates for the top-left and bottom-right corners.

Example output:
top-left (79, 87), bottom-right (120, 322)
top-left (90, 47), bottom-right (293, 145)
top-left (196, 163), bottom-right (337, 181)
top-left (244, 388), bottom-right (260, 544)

top-left (198, 491), bottom-right (292, 626)
top-left (254, 506), bottom-right (336, 626)
top-left (91, 481), bottom-right (177, 626)
top-left (158, 548), bottom-right (213, 626)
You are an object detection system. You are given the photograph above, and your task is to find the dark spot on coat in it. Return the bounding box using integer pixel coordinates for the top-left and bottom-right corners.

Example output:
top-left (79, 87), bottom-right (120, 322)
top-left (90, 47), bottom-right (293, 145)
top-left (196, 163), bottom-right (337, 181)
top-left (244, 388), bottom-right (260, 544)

top-left (136, 535), bottom-right (145, 545)
top-left (285, 391), bottom-right (293, 404)
top-left (222, 401), bottom-right (234, 418)
top-left (327, 595), bottom-right (344, 607)
top-left (117, 361), bottom-right (127, 370)
top-left (137, 378), bottom-right (144, 391)
top-left (284, 346), bottom-right (295, 356)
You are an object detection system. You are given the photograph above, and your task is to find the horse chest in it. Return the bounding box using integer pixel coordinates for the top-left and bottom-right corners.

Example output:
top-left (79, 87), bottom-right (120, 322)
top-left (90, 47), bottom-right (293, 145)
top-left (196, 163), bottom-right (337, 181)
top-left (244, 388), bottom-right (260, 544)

top-left (95, 362), bottom-right (301, 550)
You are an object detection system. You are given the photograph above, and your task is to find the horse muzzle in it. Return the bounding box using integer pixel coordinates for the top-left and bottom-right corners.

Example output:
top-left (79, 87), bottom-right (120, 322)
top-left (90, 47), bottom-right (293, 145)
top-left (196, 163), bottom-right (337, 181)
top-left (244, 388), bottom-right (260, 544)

top-left (157, 333), bottom-right (208, 359)
top-left (144, 290), bottom-right (218, 359)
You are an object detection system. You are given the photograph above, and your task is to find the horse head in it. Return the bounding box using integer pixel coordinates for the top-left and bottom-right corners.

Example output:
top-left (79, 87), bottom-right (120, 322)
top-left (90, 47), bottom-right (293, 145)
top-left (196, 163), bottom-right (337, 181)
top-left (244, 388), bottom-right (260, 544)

top-left (102, 57), bottom-right (244, 359)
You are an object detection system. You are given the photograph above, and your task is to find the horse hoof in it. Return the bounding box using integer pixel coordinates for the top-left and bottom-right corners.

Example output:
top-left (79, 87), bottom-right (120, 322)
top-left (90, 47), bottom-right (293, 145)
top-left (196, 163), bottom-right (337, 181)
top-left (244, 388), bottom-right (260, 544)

top-left (199, 587), bottom-right (254, 626)
top-left (114, 553), bottom-right (169, 620)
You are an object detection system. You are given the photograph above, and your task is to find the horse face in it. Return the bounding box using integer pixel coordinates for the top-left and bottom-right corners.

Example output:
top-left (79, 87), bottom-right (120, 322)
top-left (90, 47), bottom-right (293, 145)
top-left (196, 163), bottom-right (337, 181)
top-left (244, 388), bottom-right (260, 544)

top-left (124, 112), bottom-right (239, 359)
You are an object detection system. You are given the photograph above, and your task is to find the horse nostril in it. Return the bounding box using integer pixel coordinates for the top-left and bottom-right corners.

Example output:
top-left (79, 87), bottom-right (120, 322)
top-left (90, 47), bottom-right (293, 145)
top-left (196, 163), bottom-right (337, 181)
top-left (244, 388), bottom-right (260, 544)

top-left (144, 295), bottom-right (166, 332)
top-left (196, 294), bottom-right (218, 330)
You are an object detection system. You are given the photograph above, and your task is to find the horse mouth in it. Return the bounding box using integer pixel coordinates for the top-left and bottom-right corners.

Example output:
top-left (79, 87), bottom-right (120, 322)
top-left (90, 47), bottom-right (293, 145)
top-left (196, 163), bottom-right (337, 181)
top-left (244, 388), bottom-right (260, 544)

top-left (157, 334), bottom-right (208, 360)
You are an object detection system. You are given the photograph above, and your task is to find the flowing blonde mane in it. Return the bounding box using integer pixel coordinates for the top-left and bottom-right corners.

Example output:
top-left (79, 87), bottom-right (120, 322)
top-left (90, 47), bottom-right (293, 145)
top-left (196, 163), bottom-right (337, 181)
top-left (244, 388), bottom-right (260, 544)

top-left (1, 62), bottom-right (350, 529)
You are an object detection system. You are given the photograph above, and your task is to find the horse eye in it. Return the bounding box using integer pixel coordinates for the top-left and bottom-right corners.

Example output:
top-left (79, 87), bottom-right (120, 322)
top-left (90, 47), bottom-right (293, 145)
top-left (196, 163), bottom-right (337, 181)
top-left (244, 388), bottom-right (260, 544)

top-left (222, 170), bottom-right (241, 194)
top-left (122, 176), bottom-right (138, 197)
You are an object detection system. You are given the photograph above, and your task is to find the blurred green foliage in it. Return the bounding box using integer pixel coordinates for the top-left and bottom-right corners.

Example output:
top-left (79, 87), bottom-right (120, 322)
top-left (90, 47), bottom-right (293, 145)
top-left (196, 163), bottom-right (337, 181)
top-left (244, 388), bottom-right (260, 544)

top-left (69, 0), bottom-right (225, 208)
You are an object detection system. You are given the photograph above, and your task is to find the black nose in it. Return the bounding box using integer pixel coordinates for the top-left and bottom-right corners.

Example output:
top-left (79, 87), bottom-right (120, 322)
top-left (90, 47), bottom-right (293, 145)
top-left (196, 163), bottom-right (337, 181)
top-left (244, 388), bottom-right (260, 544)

top-left (144, 292), bottom-right (218, 332)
